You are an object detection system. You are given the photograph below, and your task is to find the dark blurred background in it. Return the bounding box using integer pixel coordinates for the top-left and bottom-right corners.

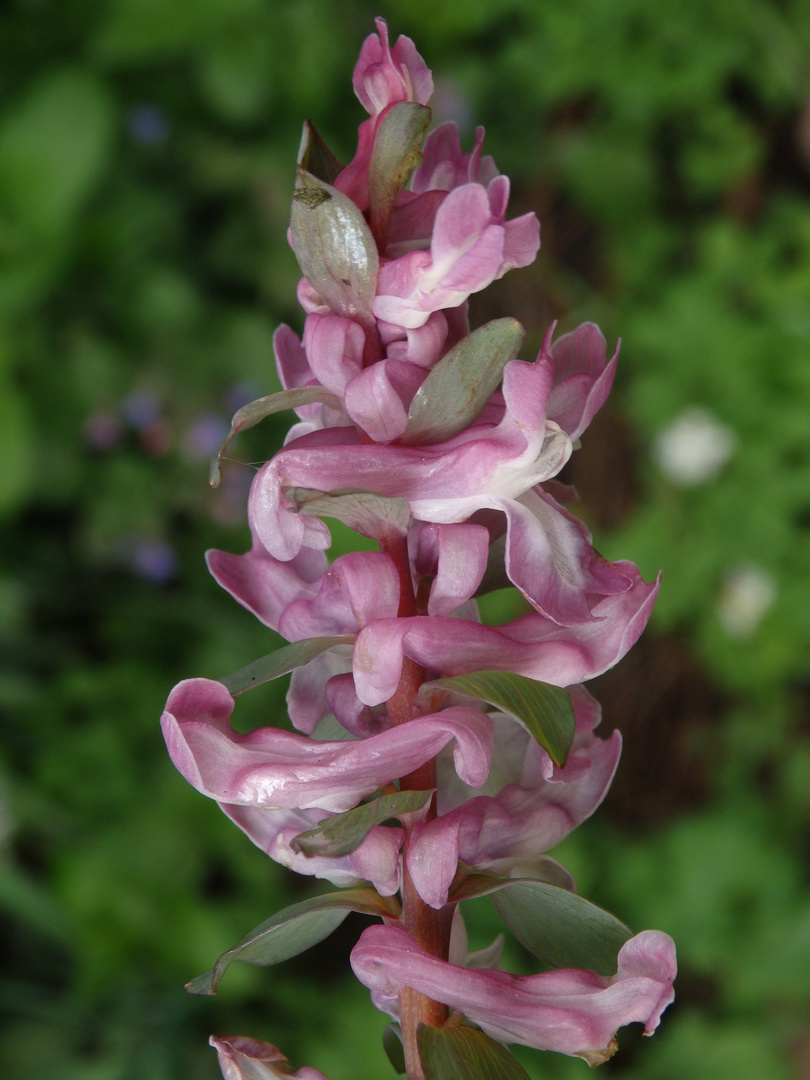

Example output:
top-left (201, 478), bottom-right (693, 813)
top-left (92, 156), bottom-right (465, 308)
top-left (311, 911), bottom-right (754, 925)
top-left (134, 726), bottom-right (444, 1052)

top-left (2, 0), bottom-right (810, 1077)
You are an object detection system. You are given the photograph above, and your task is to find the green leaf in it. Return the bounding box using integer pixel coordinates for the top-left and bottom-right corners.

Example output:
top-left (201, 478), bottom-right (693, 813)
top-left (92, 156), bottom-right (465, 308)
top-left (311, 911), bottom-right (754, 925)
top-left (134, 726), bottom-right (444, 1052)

top-left (220, 636), bottom-right (354, 697)
top-left (286, 487), bottom-right (412, 541)
top-left (291, 789), bottom-right (432, 858)
top-left (298, 119), bottom-right (344, 186)
top-left (418, 1023), bottom-right (532, 1080)
top-left (186, 888), bottom-right (399, 996)
top-left (290, 168), bottom-right (379, 324)
top-left (382, 1024), bottom-right (407, 1075)
top-left (404, 318), bottom-right (525, 446)
top-left (210, 386), bottom-right (342, 487)
top-left (492, 880), bottom-right (632, 976)
top-left (369, 102), bottom-right (431, 245)
top-left (427, 671), bottom-right (575, 767)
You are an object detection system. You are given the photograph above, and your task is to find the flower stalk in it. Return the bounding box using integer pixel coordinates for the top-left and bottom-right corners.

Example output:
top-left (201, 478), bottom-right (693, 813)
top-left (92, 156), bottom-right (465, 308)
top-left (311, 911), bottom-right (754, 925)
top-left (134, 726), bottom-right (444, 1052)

top-left (161, 18), bottom-right (676, 1080)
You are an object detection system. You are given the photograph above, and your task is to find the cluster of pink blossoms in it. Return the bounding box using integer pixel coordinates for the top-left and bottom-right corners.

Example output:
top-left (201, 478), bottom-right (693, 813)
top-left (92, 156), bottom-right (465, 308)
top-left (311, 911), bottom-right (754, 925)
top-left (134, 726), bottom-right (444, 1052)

top-left (162, 20), bottom-right (676, 1080)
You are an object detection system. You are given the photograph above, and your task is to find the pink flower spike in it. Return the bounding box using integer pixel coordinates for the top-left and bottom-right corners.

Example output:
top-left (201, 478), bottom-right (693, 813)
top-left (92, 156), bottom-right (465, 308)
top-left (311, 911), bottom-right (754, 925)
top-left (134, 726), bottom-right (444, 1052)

top-left (161, 678), bottom-right (493, 812)
top-left (353, 18), bottom-right (433, 118)
top-left (351, 925), bottom-right (676, 1061)
top-left (211, 1035), bottom-right (330, 1080)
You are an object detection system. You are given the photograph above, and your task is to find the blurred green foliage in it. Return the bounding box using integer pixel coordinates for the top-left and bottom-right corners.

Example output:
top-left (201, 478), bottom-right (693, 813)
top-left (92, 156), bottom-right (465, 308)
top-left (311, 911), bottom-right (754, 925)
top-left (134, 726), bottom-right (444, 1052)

top-left (2, 0), bottom-right (810, 1077)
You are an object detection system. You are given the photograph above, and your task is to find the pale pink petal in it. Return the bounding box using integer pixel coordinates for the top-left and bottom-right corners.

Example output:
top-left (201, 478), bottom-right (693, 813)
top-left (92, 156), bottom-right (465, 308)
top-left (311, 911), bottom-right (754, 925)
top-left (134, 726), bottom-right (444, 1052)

top-left (344, 359), bottom-right (424, 443)
top-left (407, 689), bottom-right (622, 907)
top-left (161, 678), bottom-right (493, 812)
top-left (546, 322), bottom-right (619, 440)
top-left (414, 522), bottom-right (490, 616)
top-left (206, 531), bottom-right (327, 632)
top-left (211, 1036), bottom-right (330, 1080)
top-left (352, 18), bottom-right (433, 118)
top-left (303, 313), bottom-right (364, 398)
top-left (287, 649), bottom-right (353, 734)
top-left (352, 566), bottom-right (660, 705)
top-left (351, 925), bottom-right (676, 1058)
top-left (279, 552), bottom-right (400, 640)
top-left (383, 310), bottom-right (448, 369)
top-left (412, 123), bottom-right (498, 193)
top-left (500, 211), bottom-right (541, 275)
top-left (221, 803), bottom-right (402, 895)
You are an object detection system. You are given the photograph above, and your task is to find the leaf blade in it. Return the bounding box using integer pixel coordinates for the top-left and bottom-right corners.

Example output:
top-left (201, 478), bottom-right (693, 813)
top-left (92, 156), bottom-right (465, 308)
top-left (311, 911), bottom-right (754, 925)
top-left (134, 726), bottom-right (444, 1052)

top-left (220, 636), bottom-right (355, 697)
top-left (291, 789), bottom-right (432, 858)
top-left (427, 670), bottom-right (575, 766)
top-left (418, 1023), bottom-right (532, 1080)
top-left (186, 888), bottom-right (399, 996)
top-left (210, 386), bottom-right (342, 487)
top-left (492, 881), bottom-right (632, 976)
top-left (286, 487), bottom-right (412, 542)
top-left (404, 318), bottom-right (525, 446)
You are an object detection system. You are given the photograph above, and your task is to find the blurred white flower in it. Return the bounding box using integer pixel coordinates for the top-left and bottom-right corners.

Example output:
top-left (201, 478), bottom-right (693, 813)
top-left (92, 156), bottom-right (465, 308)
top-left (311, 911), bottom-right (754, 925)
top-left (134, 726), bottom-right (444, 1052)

top-left (653, 406), bottom-right (736, 485)
top-left (718, 565), bottom-right (776, 637)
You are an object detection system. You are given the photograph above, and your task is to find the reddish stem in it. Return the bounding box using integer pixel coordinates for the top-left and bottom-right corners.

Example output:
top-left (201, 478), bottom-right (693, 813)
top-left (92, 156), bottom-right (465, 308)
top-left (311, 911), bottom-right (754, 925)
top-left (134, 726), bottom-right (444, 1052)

top-left (381, 533), bottom-right (451, 1079)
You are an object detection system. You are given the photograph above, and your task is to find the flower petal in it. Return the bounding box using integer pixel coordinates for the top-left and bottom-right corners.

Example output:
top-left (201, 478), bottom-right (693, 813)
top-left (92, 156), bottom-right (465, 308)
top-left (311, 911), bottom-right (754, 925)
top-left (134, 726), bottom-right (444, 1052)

top-left (161, 678), bottom-right (493, 813)
top-left (350, 925), bottom-right (676, 1059)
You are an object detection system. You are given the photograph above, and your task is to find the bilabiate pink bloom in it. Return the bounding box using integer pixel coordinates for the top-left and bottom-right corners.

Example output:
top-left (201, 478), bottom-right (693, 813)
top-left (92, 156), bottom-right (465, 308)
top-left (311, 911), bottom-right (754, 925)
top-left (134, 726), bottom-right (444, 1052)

top-left (352, 18), bottom-right (433, 119)
top-left (351, 924), bottom-right (676, 1062)
top-left (248, 358), bottom-right (569, 563)
top-left (335, 19), bottom-right (432, 210)
top-left (352, 563), bottom-right (660, 706)
top-left (161, 678), bottom-right (493, 813)
top-left (406, 686), bottom-right (621, 907)
top-left (373, 180), bottom-right (539, 329)
top-left (411, 123), bottom-right (499, 194)
top-left (211, 1036), bottom-right (330, 1080)
top-left (544, 321), bottom-right (620, 442)
top-left (221, 804), bottom-right (402, 896)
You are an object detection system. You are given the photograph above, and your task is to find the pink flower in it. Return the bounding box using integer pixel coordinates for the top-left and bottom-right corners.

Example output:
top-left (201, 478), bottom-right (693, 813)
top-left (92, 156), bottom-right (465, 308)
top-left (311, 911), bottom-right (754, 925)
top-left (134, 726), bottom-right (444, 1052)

top-left (220, 804), bottom-right (402, 896)
top-left (335, 19), bottom-right (432, 211)
top-left (411, 123), bottom-right (499, 194)
top-left (352, 18), bottom-right (433, 119)
top-left (247, 359), bottom-right (569, 564)
top-left (211, 1036), bottom-right (330, 1080)
top-left (406, 686), bottom-right (621, 907)
top-left (544, 321), bottom-right (620, 441)
top-left (351, 564), bottom-right (660, 706)
top-left (161, 678), bottom-right (493, 813)
top-left (351, 924), bottom-right (676, 1062)
top-left (373, 180), bottom-right (539, 329)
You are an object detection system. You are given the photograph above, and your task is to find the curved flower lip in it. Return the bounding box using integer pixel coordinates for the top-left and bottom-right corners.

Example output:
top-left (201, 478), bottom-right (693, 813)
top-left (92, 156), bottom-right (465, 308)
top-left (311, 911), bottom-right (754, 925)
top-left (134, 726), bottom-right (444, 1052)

top-left (161, 678), bottom-right (493, 814)
top-left (249, 359), bottom-right (569, 563)
top-left (206, 527), bottom-right (327, 633)
top-left (407, 688), bottom-right (622, 908)
top-left (353, 563), bottom-right (661, 706)
top-left (412, 486), bottom-right (632, 628)
top-left (544, 321), bottom-right (620, 442)
top-left (210, 1035), bottom-right (330, 1080)
top-left (351, 924), bottom-right (676, 1060)
top-left (221, 803), bottom-right (402, 896)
